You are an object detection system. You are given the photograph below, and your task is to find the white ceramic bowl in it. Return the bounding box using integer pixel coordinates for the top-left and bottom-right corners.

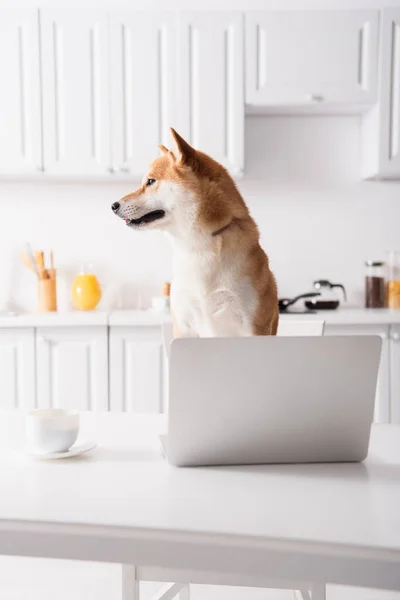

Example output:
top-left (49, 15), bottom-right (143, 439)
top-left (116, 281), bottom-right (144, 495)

top-left (25, 409), bottom-right (80, 454)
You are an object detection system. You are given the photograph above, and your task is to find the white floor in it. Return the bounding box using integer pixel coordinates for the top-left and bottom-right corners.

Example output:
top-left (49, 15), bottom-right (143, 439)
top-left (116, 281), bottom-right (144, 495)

top-left (0, 557), bottom-right (398, 600)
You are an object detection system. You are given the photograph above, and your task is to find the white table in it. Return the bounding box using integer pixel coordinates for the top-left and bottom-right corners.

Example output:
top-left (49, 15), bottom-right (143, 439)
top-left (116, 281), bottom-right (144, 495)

top-left (0, 412), bottom-right (400, 600)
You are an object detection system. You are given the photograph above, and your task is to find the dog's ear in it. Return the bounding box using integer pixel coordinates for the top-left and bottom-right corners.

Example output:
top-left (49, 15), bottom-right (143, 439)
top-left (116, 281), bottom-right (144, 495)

top-left (170, 128), bottom-right (199, 169)
top-left (159, 143), bottom-right (177, 163)
top-left (158, 144), bottom-right (169, 155)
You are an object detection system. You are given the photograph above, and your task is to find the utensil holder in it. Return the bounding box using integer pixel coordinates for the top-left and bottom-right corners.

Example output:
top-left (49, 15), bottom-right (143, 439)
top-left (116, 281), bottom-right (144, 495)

top-left (38, 277), bottom-right (57, 312)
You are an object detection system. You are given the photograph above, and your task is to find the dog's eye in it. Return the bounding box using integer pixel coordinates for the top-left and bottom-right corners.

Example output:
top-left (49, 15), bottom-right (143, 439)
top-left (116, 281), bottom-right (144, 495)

top-left (146, 178), bottom-right (156, 187)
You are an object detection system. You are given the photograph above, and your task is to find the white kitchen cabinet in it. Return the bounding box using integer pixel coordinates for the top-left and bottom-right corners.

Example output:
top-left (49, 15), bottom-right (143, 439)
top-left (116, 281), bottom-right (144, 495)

top-left (35, 327), bottom-right (108, 411)
top-left (361, 9), bottom-right (400, 179)
top-left (390, 325), bottom-right (400, 424)
top-left (0, 9), bottom-right (41, 175)
top-left (40, 9), bottom-right (111, 176)
top-left (246, 10), bottom-right (379, 109)
top-left (110, 12), bottom-right (177, 177)
top-left (177, 11), bottom-right (244, 175)
top-left (109, 327), bottom-right (165, 413)
top-left (324, 324), bottom-right (390, 424)
top-left (0, 328), bottom-right (35, 409)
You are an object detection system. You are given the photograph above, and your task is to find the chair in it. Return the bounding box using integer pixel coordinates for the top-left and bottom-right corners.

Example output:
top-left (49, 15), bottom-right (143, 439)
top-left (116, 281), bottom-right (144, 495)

top-left (277, 319), bottom-right (325, 336)
top-left (162, 321), bottom-right (174, 362)
top-left (162, 319), bottom-right (325, 361)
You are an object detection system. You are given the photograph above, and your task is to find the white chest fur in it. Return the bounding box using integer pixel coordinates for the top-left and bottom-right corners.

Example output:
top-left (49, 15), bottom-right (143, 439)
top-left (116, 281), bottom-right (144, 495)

top-left (171, 246), bottom-right (257, 338)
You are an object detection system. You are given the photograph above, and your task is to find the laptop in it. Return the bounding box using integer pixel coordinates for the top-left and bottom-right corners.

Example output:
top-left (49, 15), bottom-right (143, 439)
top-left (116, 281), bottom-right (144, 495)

top-left (160, 335), bottom-right (382, 467)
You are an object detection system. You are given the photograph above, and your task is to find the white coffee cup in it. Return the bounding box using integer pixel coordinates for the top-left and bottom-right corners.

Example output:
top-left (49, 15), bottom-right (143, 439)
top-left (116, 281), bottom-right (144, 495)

top-left (25, 409), bottom-right (80, 454)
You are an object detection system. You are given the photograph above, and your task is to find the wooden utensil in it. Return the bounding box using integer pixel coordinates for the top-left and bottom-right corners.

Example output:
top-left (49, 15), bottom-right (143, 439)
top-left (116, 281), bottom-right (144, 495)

top-left (48, 250), bottom-right (56, 280)
top-left (35, 250), bottom-right (48, 280)
top-left (20, 252), bottom-right (37, 275)
top-left (26, 243), bottom-right (39, 277)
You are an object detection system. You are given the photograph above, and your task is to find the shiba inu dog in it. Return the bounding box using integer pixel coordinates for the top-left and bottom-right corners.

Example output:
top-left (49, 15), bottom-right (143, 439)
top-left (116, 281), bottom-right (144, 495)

top-left (112, 129), bottom-right (278, 337)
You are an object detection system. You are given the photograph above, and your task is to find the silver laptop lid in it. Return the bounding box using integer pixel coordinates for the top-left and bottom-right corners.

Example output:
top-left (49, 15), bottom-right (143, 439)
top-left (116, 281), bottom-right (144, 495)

top-left (168, 336), bottom-right (382, 467)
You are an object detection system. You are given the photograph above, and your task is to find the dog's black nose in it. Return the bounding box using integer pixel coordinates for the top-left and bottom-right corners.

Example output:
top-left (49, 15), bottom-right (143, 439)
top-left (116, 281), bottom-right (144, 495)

top-left (111, 202), bottom-right (120, 212)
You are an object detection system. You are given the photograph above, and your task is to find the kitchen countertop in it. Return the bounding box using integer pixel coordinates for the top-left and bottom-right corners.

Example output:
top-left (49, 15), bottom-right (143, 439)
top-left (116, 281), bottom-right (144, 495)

top-left (278, 308), bottom-right (400, 325)
top-left (0, 310), bottom-right (109, 328)
top-left (109, 309), bottom-right (172, 326)
top-left (1, 308), bottom-right (400, 328)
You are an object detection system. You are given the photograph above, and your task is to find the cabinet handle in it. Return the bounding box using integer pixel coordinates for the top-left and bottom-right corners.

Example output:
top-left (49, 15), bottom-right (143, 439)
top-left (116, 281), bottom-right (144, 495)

top-left (392, 332), bottom-right (400, 341)
top-left (379, 332), bottom-right (388, 340)
top-left (120, 166), bottom-right (130, 174)
top-left (305, 93), bottom-right (324, 103)
top-left (107, 166), bottom-right (118, 174)
top-left (36, 164), bottom-right (45, 172)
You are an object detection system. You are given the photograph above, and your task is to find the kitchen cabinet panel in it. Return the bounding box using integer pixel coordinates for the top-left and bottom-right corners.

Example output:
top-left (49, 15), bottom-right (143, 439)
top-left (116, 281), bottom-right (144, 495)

top-left (110, 12), bottom-right (177, 177)
top-left (35, 327), bottom-right (108, 411)
top-left (110, 327), bottom-right (165, 413)
top-left (390, 325), bottom-right (400, 424)
top-left (246, 10), bottom-right (378, 108)
top-left (362, 9), bottom-right (400, 179)
top-left (377, 9), bottom-right (400, 179)
top-left (324, 324), bottom-right (390, 424)
top-left (0, 328), bottom-right (35, 409)
top-left (40, 9), bottom-right (111, 176)
top-left (178, 11), bottom-right (244, 175)
top-left (0, 9), bottom-right (41, 175)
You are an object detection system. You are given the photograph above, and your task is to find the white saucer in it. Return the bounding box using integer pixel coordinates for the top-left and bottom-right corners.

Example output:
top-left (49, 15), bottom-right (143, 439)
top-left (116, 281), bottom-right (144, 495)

top-left (26, 440), bottom-right (96, 460)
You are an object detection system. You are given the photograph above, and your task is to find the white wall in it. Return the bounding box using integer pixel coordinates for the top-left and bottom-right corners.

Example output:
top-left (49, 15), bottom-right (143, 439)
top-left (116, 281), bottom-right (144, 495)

top-left (1, 115), bottom-right (399, 312)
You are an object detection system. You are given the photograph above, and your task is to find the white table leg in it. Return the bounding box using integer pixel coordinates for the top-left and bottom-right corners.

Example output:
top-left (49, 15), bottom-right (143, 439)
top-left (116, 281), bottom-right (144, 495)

top-left (122, 565), bottom-right (139, 600)
top-left (149, 583), bottom-right (188, 600)
top-left (297, 584), bottom-right (326, 600)
top-left (179, 585), bottom-right (190, 600)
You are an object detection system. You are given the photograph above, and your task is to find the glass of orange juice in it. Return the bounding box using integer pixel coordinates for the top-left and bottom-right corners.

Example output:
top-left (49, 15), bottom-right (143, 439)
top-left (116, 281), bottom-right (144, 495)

top-left (71, 264), bottom-right (102, 311)
top-left (387, 251), bottom-right (400, 309)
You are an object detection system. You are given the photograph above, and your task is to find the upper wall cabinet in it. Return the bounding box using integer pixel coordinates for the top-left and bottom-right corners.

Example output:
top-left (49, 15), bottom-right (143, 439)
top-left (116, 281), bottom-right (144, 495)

top-left (40, 9), bottom-right (111, 176)
top-left (245, 10), bottom-right (379, 109)
top-left (109, 12), bottom-right (177, 177)
top-left (361, 9), bottom-right (400, 179)
top-left (0, 9), bottom-right (41, 175)
top-left (378, 9), bottom-right (400, 178)
top-left (177, 12), bottom-right (244, 175)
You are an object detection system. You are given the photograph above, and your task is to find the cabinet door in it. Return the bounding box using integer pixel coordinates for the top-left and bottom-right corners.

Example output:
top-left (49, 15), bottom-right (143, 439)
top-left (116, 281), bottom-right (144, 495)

top-left (110, 12), bottom-right (177, 177)
top-left (178, 12), bottom-right (244, 176)
top-left (324, 325), bottom-right (390, 424)
top-left (246, 10), bottom-right (378, 107)
top-left (40, 9), bottom-right (111, 176)
top-left (390, 326), bottom-right (400, 424)
top-left (36, 327), bottom-right (108, 410)
top-left (0, 328), bottom-right (35, 409)
top-left (0, 9), bottom-right (41, 175)
top-left (378, 9), bottom-right (400, 178)
top-left (110, 327), bottom-right (165, 413)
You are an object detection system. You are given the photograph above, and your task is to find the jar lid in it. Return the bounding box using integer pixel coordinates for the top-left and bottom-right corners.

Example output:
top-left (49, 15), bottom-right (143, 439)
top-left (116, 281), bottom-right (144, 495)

top-left (365, 260), bottom-right (385, 266)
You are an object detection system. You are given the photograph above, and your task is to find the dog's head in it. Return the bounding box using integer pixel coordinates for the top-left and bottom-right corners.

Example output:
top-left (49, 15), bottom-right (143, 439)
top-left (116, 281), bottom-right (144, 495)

top-left (112, 128), bottom-right (247, 238)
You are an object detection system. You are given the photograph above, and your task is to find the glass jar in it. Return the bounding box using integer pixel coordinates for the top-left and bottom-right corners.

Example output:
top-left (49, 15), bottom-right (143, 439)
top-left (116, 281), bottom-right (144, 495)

top-left (387, 251), bottom-right (400, 309)
top-left (365, 261), bottom-right (385, 308)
